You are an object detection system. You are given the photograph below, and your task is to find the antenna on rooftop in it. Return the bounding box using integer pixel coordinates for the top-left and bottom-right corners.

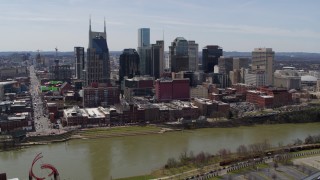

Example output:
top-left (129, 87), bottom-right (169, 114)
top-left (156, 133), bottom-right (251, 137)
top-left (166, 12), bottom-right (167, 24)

top-left (55, 47), bottom-right (58, 57)
top-left (162, 29), bottom-right (165, 42)
top-left (54, 47), bottom-right (59, 66)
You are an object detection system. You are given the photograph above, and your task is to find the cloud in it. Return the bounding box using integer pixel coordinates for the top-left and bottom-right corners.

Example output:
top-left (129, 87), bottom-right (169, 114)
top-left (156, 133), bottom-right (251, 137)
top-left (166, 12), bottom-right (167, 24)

top-left (156, 19), bottom-right (320, 39)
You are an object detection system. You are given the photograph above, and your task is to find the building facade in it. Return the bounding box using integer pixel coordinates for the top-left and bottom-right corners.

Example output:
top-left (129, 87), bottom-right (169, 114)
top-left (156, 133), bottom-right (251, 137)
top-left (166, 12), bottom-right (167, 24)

top-left (83, 85), bottom-right (120, 108)
top-left (49, 61), bottom-right (72, 81)
top-left (138, 28), bottom-right (150, 47)
top-left (252, 48), bottom-right (275, 86)
top-left (151, 40), bottom-right (164, 79)
top-left (188, 41), bottom-right (199, 71)
top-left (124, 76), bottom-right (154, 102)
top-left (245, 70), bottom-right (266, 87)
top-left (155, 78), bottom-right (190, 102)
top-left (218, 57), bottom-right (234, 75)
top-left (202, 45), bottom-right (223, 73)
top-left (170, 37), bottom-right (189, 72)
top-left (137, 28), bottom-right (151, 75)
top-left (74, 47), bottom-right (85, 80)
top-left (85, 19), bottom-right (110, 86)
top-left (190, 85), bottom-right (208, 99)
top-left (119, 49), bottom-right (140, 83)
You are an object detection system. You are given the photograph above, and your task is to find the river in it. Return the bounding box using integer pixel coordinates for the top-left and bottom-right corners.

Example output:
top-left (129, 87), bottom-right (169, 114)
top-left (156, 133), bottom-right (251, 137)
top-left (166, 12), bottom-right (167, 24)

top-left (1, 123), bottom-right (320, 179)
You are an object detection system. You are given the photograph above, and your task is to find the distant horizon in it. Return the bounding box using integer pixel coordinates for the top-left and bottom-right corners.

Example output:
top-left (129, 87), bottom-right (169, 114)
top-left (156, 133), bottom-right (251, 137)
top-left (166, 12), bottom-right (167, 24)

top-left (0, 1), bottom-right (319, 52)
top-left (1, 50), bottom-right (320, 54)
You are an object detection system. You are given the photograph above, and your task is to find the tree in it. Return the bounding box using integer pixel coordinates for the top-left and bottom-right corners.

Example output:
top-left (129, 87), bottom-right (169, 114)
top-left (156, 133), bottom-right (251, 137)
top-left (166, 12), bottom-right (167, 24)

top-left (195, 151), bottom-right (206, 166)
top-left (305, 135), bottom-right (315, 144)
top-left (166, 157), bottom-right (178, 168)
top-left (179, 151), bottom-right (188, 165)
top-left (236, 144), bottom-right (248, 157)
top-left (293, 138), bottom-right (303, 145)
top-left (218, 148), bottom-right (231, 159)
top-left (189, 151), bottom-right (195, 162)
top-left (273, 162), bottom-right (279, 170)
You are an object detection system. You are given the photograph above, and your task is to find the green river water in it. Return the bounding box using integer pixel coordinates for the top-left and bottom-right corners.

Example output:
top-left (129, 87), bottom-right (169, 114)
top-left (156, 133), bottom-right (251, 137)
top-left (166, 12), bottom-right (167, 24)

top-left (1, 123), bottom-right (320, 179)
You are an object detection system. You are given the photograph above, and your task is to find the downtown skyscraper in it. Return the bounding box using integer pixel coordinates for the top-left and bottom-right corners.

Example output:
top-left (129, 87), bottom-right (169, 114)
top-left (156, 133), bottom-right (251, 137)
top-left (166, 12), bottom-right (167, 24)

top-left (251, 48), bottom-right (275, 86)
top-left (84, 19), bottom-right (111, 86)
top-left (202, 45), bottom-right (223, 73)
top-left (169, 37), bottom-right (198, 73)
top-left (137, 28), bottom-right (151, 75)
top-left (151, 40), bottom-right (164, 79)
top-left (74, 46), bottom-right (85, 80)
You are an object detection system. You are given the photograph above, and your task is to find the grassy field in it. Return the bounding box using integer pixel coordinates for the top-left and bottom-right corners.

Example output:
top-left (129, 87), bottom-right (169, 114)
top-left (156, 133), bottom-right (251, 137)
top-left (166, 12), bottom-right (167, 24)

top-left (75, 125), bottom-right (162, 138)
top-left (115, 174), bottom-right (155, 180)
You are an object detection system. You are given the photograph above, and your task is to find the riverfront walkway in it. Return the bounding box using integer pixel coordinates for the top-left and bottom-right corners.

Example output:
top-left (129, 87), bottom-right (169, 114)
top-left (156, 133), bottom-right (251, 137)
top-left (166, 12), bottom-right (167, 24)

top-left (152, 149), bottom-right (320, 180)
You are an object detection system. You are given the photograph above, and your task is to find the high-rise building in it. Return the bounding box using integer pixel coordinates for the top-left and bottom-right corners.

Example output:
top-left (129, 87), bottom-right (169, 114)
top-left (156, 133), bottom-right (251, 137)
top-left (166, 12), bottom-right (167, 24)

top-left (233, 57), bottom-right (249, 70)
top-left (202, 45), bottom-right (223, 73)
top-left (252, 48), bottom-right (275, 86)
top-left (137, 28), bottom-right (151, 75)
top-left (188, 41), bottom-right (199, 71)
top-left (245, 69), bottom-right (266, 87)
top-left (85, 19), bottom-right (110, 86)
top-left (170, 37), bottom-right (198, 73)
top-left (74, 47), bottom-right (84, 80)
top-left (137, 47), bottom-right (151, 75)
top-left (119, 49), bottom-right (140, 83)
top-left (49, 52), bottom-right (72, 81)
top-left (218, 57), bottom-right (234, 75)
top-left (170, 37), bottom-right (189, 72)
top-left (218, 57), bottom-right (248, 74)
top-left (138, 28), bottom-right (150, 47)
top-left (151, 40), bottom-right (164, 79)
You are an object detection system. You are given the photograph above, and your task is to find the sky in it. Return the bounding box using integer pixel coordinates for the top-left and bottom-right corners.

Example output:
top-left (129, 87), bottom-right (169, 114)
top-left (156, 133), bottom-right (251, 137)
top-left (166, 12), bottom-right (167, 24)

top-left (0, 0), bottom-right (319, 52)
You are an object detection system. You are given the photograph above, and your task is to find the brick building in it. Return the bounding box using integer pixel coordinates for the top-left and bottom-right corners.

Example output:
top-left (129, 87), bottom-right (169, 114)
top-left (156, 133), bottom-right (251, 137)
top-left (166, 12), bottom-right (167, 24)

top-left (63, 106), bottom-right (109, 126)
top-left (258, 87), bottom-right (292, 107)
top-left (155, 78), bottom-right (190, 102)
top-left (0, 112), bottom-right (32, 132)
top-left (246, 90), bottom-right (273, 108)
top-left (193, 98), bottom-right (230, 118)
top-left (83, 84), bottom-right (120, 108)
top-left (124, 76), bottom-right (154, 102)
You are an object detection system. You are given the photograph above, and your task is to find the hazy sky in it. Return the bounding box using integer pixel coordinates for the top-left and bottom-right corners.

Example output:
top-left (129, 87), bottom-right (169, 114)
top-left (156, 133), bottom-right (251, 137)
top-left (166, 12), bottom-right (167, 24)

top-left (0, 0), bottom-right (319, 52)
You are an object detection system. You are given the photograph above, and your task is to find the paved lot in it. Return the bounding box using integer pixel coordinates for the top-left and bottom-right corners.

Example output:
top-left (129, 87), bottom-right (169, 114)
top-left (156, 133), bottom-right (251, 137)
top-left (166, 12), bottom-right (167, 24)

top-left (219, 162), bottom-right (318, 180)
top-left (293, 155), bottom-right (320, 170)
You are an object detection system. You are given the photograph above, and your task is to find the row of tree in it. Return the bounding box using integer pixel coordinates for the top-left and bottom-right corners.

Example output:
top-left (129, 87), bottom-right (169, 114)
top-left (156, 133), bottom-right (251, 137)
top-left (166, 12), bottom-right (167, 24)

top-left (165, 133), bottom-right (320, 170)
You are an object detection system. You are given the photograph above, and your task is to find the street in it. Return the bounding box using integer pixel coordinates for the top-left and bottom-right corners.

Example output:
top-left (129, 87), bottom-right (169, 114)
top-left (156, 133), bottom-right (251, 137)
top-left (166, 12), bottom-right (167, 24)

top-left (29, 65), bottom-right (51, 132)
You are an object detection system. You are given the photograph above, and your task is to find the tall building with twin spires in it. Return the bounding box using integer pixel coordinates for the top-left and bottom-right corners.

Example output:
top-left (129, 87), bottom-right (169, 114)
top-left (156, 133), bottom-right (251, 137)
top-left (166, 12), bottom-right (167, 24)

top-left (84, 18), bottom-right (111, 86)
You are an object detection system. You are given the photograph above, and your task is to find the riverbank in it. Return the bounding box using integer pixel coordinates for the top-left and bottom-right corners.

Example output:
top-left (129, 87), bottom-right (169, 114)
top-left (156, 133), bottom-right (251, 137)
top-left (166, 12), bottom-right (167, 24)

top-left (2, 105), bottom-right (320, 150)
top-left (121, 146), bottom-right (320, 180)
top-left (171, 106), bottom-right (320, 129)
top-left (8, 126), bottom-right (178, 148)
top-left (2, 123), bottom-right (320, 179)
top-left (71, 126), bottom-right (178, 139)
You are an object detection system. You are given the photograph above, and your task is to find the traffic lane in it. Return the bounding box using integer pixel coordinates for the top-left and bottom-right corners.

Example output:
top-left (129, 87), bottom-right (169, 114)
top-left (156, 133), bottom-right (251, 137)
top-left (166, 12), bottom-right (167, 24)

top-left (276, 166), bottom-right (305, 180)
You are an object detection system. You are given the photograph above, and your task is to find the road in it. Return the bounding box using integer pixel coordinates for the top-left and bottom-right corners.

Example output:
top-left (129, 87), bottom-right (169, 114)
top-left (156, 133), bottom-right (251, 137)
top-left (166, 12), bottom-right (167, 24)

top-left (29, 65), bottom-right (51, 132)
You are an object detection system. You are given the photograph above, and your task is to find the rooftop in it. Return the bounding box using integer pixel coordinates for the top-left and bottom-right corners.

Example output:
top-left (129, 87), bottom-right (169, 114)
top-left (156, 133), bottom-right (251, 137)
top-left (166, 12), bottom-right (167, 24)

top-left (301, 75), bottom-right (317, 82)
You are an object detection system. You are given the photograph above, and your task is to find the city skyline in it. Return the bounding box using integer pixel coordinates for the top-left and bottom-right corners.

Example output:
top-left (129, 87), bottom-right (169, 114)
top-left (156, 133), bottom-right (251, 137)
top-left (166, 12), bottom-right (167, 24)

top-left (0, 0), bottom-right (319, 52)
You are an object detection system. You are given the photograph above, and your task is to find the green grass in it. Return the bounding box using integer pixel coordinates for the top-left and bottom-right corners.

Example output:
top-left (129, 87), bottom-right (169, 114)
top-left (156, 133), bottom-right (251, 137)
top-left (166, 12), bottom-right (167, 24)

top-left (257, 163), bottom-right (270, 169)
top-left (207, 176), bottom-right (223, 180)
top-left (77, 126), bottom-right (162, 137)
top-left (230, 167), bottom-right (253, 174)
top-left (115, 175), bottom-right (155, 180)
